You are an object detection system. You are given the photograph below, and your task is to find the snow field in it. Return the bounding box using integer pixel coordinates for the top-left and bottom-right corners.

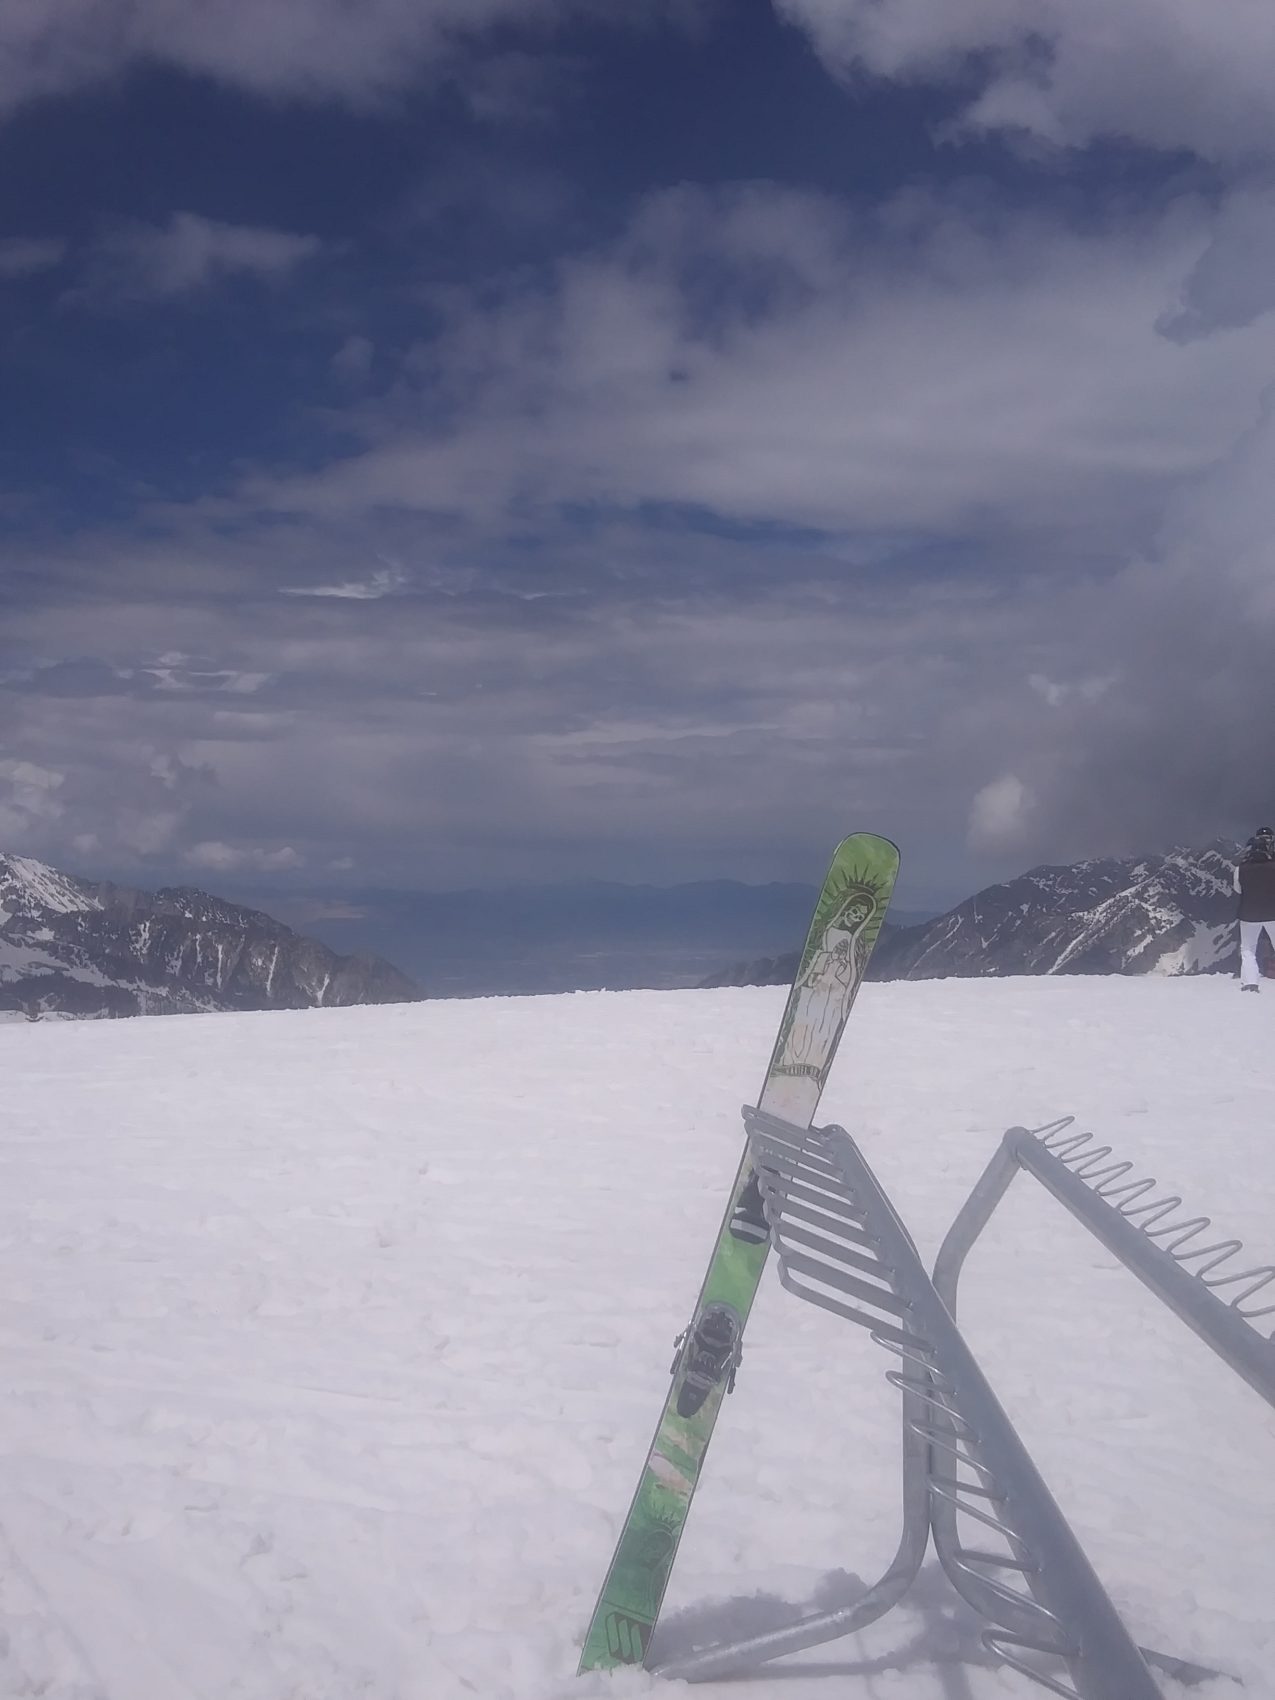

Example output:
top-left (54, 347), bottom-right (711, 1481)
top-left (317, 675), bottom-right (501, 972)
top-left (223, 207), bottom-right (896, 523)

top-left (0, 977), bottom-right (1272, 1699)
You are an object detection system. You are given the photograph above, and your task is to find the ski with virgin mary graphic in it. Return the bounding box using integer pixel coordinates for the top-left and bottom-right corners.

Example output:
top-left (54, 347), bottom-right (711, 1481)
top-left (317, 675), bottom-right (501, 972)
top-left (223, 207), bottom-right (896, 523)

top-left (578, 831), bottom-right (899, 1674)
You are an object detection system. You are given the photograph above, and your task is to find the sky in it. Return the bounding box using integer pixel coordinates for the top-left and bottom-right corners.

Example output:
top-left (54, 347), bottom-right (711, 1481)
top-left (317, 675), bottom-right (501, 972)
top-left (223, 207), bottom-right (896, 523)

top-left (3, 0), bottom-right (1275, 911)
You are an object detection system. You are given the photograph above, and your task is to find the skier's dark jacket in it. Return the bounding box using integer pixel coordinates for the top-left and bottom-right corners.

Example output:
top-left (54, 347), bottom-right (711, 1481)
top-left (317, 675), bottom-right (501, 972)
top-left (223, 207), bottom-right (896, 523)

top-left (1236, 855), bottom-right (1275, 923)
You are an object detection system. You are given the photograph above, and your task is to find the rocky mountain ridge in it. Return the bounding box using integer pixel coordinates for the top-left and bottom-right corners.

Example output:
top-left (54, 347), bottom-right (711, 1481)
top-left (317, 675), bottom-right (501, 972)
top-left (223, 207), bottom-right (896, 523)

top-left (0, 853), bottom-right (420, 1019)
top-left (703, 843), bottom-right (1268, 988)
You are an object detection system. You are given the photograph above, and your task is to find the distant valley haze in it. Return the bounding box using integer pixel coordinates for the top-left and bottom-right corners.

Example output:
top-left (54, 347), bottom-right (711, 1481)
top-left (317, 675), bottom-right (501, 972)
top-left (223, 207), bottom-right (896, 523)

top-left (250, 878), bottom-right (940, 996)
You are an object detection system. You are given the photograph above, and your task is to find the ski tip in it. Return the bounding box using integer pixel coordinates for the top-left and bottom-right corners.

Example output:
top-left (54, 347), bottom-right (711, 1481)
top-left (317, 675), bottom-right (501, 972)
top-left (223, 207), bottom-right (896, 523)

top-left (832, 830), bottom-right (900, 855)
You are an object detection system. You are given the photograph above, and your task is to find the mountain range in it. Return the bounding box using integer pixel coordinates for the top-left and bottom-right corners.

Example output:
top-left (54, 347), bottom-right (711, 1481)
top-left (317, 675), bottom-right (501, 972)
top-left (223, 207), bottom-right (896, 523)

top-left (4, 841), bottom-right (1267, 1021)
top-left (702, 843), bottom-right (1267, 987)
top-left (0, 853), bottom-right (419, 1020)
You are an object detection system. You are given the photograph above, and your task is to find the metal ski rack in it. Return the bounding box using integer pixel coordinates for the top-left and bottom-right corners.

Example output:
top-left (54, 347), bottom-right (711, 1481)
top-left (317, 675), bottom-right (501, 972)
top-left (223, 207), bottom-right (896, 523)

top-left (649, 1108), bottom-right (1275, 1697)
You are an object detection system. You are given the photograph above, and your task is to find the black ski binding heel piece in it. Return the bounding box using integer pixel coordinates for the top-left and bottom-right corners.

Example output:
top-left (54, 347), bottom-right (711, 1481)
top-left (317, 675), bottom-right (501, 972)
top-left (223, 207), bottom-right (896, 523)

top-left (728, 1168), bottom-right (772, 1243)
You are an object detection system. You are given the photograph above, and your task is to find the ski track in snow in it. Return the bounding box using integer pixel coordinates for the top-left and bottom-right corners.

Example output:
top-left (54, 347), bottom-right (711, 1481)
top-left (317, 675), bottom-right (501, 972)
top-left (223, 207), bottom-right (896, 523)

top-left (0, 979), bottom-right (1272, 1699)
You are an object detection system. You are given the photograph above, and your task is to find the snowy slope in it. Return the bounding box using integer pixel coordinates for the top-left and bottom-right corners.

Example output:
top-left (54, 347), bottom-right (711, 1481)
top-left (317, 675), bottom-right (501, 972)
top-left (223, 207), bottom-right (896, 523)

top-left (1, 978), bottom-right (1272, 1700)
top-left (0, 852), bottom-right (103, 925)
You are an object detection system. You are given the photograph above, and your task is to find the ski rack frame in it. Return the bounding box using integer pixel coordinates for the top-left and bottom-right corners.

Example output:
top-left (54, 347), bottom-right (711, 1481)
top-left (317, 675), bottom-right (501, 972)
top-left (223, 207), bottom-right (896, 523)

top-left (648, 1108), bottom-right (1275, 1697)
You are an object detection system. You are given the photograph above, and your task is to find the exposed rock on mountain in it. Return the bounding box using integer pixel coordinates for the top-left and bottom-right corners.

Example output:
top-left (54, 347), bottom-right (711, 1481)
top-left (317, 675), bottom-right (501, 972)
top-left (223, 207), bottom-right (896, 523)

top-left (702, 844), bottom-right (1265, 987)
top-left (0, 853), bottom-right (420, 1020)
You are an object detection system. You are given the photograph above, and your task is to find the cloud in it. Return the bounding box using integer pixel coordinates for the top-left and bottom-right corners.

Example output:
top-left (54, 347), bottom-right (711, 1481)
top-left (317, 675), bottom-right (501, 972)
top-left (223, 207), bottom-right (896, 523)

top-left (0, 236), bottom-right (66, 278)
top-left (73, 212), bottom-right (321, 305)
top-left (456, 49), bottom-right (581, 126)
top-left (1159, 190), bottom-right (1275, 342)
top-left (141, 659), bottom-right (274, 693)
top-left (968, 773), bottom-right (1033, 852)
top-left (3, 452), bottom-right (1272, 903)
top-left (1028, 674), bottom-right (1114, 710)
top-left (280, 563), bottom-right (410, 600)
top-left (775, 0), bottom-right (1275, 164)
top-left (406, 151), bottom-right (578, 248)
top-left (970, 396), bottom-right (1275, 862)
top-left (237, 182), bottom-right (1275, 559)
top-left (0, 757), bottom-right (66, 843)
top-left (0, 510), bottom-right (1035, 895)
top-left (6, 173), bottom-right (1275, 897)
top-left (3, 656), bottom-right (273, 699)
top-left (0, 689), bottom-right (227, 868)
top-left (185, 841), bottom-right (304, 874)
top-left (0, 0), bottom-right (708, 119)
top-left (331, 335), bottom-right (376, 386)
top-left (115, 807), bottom-right (184, 857)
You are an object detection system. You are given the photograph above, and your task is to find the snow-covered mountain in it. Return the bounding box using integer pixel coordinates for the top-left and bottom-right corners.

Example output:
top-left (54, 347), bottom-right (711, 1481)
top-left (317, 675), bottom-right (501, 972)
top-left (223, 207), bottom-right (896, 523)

top-left (0, 852), bottom-right (420, 1019)
top-left (705, 843), bottom-right (1261, 986)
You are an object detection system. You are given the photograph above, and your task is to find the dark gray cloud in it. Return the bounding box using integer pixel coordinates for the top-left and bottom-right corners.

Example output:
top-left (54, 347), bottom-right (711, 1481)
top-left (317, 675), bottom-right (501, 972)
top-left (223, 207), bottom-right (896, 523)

top-left (1159, 192), bottom-right (1275, 343)
top-left (2, 519), bottom-right (1268, 902)
top-left (0, 503), bottom-right (1004, 890)
top-left (0, 491), bottom-right (1210, 904)
top-left (964, 398), bottom-right (1275, 862)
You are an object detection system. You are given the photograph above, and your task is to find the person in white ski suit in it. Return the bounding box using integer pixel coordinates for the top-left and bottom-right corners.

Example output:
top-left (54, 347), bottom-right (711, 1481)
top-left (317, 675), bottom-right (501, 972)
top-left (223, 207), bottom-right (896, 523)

top-left (1234, 827), bottom-right (1275, 990)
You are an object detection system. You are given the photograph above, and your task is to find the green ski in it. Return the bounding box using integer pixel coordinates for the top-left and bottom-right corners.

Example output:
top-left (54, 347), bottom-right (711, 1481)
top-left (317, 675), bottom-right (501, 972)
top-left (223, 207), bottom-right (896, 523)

top-left (578, 831), bottom-right (900, 1673)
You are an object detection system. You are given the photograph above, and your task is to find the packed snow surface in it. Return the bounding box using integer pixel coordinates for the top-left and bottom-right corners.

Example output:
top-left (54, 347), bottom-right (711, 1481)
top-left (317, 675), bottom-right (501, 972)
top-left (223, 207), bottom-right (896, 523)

top-left (1, 978), bottom-right (1272, 1700)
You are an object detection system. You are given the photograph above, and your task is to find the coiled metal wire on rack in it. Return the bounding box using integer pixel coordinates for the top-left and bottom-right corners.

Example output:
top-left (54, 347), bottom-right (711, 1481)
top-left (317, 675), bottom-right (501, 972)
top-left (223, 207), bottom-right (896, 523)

top-left (1037, 1118), bottom-right (1275, 1332)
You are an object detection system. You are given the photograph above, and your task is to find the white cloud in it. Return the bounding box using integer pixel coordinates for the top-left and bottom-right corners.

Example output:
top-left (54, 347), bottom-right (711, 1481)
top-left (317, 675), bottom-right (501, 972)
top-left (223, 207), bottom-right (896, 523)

top-left (1028, 673), bottom-right (1114, 709)
top-left (0, 700), bottom-right (230, 873)
top-left (185, 841), bottom-right (303, 873)
top-left (141, 659), bottom-right (273, 693)
top-left (0, 758), bottom-right (64, 792)
top-left (115, 808), bottom-right (183, 856)
top-left (0, 0), bottom-right (705, 118)
top-left (280, 563), bottom-right (409, 600)
top-left (968, 774), bottom-right (1033, 852)
top-left (776, 0), bottom-right (1275, 163)
top-left (79, 213), bottom-right (321, 304)
top-left (238, 182), bottom-right (1275, 555)
top-left (0, 758), bottom-right (66, 844)
top-left (0, 236), bottom-right (65, 278)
